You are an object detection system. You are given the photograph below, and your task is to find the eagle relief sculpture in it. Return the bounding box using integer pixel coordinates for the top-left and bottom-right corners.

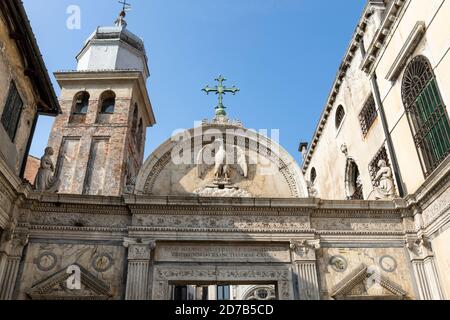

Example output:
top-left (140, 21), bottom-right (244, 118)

top-left (194, 138), bottom-right (251, 197)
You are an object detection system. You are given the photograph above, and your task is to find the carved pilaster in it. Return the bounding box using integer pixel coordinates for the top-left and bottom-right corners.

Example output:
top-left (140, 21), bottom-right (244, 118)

top-left (0, 232), bottom-right (28, 300)
top-left (123, 238), bottom-right (155, 300)
top-left (290, 240), bottom-right (320, 300)
top-left (405, 235), bottom-right (445, 300)
top-left (412, 205), bottom-right (424, 231)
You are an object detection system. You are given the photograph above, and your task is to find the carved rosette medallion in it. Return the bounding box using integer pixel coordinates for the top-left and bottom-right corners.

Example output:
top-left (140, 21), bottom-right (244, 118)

top-left (329, 255), bottom-right (348, 273)
top-left (36, 252), bottom-right (58, 272)
top-left (92, 253), bottom-right (114, 272)
top-left (379, 255), bottom-right (397, 273)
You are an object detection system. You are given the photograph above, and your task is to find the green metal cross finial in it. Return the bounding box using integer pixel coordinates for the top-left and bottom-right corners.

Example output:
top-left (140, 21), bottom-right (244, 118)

top-left (202, 75), bottom-right (240, 117)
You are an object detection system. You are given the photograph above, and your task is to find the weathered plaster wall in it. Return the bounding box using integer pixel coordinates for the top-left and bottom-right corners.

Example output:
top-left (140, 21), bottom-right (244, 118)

top-left (304, 0), bottom-right (450, 200)
top-left (304, 9), bottom-right (385, 201)
top-left (0, 12), bottom-right (38, 176)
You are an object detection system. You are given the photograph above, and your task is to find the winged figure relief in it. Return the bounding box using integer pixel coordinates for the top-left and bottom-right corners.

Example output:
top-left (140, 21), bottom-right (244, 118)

top-left (197, 138), bottom-right (248, 183)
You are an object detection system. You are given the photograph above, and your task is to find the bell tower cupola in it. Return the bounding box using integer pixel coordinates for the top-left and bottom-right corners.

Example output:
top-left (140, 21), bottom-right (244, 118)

top-left (46, 4), bottom-right (156, 196)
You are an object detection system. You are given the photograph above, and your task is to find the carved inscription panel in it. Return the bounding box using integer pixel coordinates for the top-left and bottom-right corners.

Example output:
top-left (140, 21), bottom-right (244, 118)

top-left (155, 244), bottom-right (291, 263)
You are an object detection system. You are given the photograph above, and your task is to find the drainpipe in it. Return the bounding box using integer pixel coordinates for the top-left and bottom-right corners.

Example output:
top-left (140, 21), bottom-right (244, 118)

top-left (360, 41), bottom-right (405, 197)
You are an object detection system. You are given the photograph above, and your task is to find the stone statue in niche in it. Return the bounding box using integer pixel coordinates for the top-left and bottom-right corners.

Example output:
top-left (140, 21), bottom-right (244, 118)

top-left (197, 138), bottom-right (248, 185)
top-left (35, 147), bottom-right (59, 193)
top-left (374, 160), bottom-right (395, 200)
top-left (306, 181), bottom-right (318, 197)
top-left (124, 176), bottom-right (136, 194)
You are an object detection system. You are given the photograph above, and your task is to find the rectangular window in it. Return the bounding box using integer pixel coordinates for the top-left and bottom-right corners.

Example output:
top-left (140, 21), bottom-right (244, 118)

top-left (359, 95), bottom-right (378, 136)
top-left (1, 81), bottom-right (23, 141)
top-left (217, 285), bottom-right (230, 300)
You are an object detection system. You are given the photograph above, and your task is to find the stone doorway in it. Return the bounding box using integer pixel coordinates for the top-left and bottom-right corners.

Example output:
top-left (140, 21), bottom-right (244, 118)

top-left (169, 282), bottom-right (277, 301)
top-left (152, 265), bottom-right (294, 300)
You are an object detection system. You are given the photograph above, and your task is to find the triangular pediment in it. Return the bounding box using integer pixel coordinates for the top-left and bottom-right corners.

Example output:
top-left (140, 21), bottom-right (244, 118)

top-left (28, 264), bottom-right (112, 300)
top-left (331, 264), bottom-right (408, 300)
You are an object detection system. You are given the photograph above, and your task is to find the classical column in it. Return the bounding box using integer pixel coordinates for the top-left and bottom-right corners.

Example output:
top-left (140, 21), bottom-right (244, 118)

top-left (123, 238), bottom-right (155, 300)
top-left (290, 240), bottom-right (320, 300)
top-left (0, 232), bottom-right (28, 300)
top-left (406, 235), bottom-right (445, 300)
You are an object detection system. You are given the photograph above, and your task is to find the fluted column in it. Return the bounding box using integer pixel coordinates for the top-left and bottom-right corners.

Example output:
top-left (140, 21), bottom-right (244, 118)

top-left (0, 233), bottom-right (28, 300)
top-left (290, 239), bottom-right (320, 300)
top-left (406, 236), bottom-right (445, 300)
top-left (123, 238), bottom-right (155, 300)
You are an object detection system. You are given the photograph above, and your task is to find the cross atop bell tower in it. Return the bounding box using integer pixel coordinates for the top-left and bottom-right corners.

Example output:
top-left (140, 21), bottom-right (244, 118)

top-left (115, 0), bottom-right (132, 28)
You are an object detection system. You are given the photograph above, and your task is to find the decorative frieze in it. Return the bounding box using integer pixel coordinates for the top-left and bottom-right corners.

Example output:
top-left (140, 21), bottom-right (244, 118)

top-left (133, 214), bottom-right (310, 232)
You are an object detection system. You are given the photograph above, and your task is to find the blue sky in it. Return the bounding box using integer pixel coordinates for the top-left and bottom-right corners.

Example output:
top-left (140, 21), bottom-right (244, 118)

top-left (23, 0), bottom-right (366, 161)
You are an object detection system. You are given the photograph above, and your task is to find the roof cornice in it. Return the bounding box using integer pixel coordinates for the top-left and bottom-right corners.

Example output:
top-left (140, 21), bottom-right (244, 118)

top-left (360, 0), bottom-right (407, 74)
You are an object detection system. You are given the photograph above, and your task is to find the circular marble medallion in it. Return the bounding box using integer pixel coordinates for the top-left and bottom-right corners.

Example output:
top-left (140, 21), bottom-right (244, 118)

top-left (36, 252), bottom-right (57, 271)
top-left (379, 255), bottom-right (397, 273)
top-left (92, 253), bottom-right (113, 272)
top-left (329, 255), bottom-right (347, 272)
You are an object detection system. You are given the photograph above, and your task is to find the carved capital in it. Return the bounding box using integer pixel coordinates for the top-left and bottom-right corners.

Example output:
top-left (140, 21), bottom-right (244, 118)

top-left (123, 237), bottom-right (156, 261)
top-left (1, 231), bottom-right (29, 257)
top-left (290, 239), bottom-right (320, 261)
top-left (405, 234), bottom-right (432, 259)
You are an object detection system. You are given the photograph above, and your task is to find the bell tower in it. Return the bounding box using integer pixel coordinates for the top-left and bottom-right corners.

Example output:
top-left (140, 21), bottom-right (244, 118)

top-left (47, 8), bottom-right (156, 196)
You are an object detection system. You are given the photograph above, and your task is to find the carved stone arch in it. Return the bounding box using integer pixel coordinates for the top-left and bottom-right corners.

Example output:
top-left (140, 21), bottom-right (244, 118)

top-left (344, 157), bottom-right (364, 200)
top-left (72, 91), bottom-right (90, 114)
top-left (134, 125), bottom-right (308, 198)
top-left (242, 285), bottom-right (276, 300)
top-left (99, 90), bottom-right (116, 114)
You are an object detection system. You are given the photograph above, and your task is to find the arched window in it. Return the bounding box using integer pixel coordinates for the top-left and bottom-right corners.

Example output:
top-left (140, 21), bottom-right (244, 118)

top-left (310, 167), bottom-right (317, 184)
top-left (402, 55), bottom-right (450, 176)
top-left (73, 91), bottom-right (90, 114)
top-left (345, 159), bottom-right (363, 200)
top-left (136, 118), bottom-right (143, 149)
top-left (131, 104), bottom-right (138, 136)
top-left (335, 105), bottom-right (346, 129)
top-left (99, 90), bottom-right (116, 114)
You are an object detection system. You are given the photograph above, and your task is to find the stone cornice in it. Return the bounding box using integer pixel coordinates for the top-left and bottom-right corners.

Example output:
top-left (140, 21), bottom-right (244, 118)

top-left (361, 0), bottom-right (407, 74)
top-left (404, 156), bottom-right (450, 208)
